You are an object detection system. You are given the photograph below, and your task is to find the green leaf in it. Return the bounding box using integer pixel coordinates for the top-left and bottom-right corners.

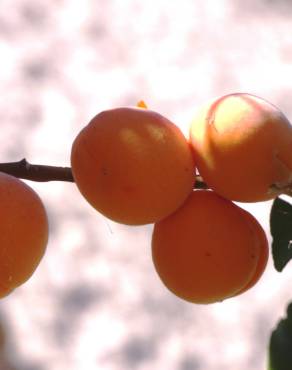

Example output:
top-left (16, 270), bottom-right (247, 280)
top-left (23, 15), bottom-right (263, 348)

top-left (269, 302), bottom-right (292, 370)
top-left (270, 197), bottom-right (292, 272)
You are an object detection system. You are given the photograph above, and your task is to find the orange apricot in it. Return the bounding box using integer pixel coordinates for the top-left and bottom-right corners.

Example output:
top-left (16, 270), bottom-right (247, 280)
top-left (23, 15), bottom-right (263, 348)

top-left (232, 208), bottom-right (269, 296)
top-left (190, 93), bottom-right (292, 202)
top-left (71, 107), bottom-right (195, 225)
top-left (151, 190), bottom-right (262, 304)
top-left (0, 172), bottom-right (48, 297)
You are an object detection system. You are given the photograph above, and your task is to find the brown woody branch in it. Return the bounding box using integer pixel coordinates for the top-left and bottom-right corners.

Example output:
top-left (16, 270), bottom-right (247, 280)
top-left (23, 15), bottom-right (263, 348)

top-left (5, 160), bottom-right (292, 197)
top-left (0, 159), bottom-right (209, 188)
top-left (0, 159), bottom-right (74, 182)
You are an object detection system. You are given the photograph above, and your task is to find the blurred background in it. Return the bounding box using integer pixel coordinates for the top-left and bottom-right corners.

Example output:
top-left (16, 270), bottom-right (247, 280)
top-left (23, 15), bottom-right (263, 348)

top-left (0, 0), bottom-right (292, 369)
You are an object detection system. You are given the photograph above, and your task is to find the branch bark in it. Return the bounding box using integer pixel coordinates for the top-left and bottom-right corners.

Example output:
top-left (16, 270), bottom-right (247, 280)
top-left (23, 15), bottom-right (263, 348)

top-left (0, 159), bottom-right (209, 189)
top-left (0, 159), bottom-right (74, 182)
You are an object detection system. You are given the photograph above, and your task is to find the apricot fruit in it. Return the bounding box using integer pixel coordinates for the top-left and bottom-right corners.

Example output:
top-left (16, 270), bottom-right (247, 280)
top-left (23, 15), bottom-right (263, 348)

top-left (232, 208), bottom-right (269, 296)
top-left (151, 190), bottom-right (266, 304)
top-left (71, 107), bottom-right (195, 225)
top-left (0, 172), bottom-right (48, 297)
top-left (190, 93), bottom-right (292, 202)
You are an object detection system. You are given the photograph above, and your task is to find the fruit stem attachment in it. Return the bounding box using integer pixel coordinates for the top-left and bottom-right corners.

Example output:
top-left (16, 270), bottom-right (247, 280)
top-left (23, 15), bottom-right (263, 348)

top-left (194, 175), bottom-right (208, 190)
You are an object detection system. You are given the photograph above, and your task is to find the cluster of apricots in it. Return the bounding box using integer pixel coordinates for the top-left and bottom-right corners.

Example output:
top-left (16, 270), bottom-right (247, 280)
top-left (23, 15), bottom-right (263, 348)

top-left (71, 93), bottom-right (292, 304)
top-left (1, 93), bottom-right (291, 303)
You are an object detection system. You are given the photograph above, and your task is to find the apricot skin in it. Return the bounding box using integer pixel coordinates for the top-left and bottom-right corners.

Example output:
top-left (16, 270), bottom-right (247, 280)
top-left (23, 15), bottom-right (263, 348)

top-left (0, 173), bottom-right (48, 297)
top-left (151, 190), bottom-right (261, 304)
top-left (190, 93), bottom-right (292, 202)
top-left (71, 107), bottom-right (195, 225)
top-left (232, 208), bottom-right (269, 296)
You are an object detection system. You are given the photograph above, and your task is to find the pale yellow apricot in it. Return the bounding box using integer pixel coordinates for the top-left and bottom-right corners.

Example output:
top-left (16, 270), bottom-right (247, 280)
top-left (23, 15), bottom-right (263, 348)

top-left (190, 93), bottom-right (292, 202)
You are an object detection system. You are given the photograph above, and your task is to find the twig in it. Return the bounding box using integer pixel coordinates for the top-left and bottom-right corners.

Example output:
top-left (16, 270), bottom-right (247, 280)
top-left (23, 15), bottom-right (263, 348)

top-left (0, 159), bottom-right (211, 189)
top-left (0, 159), bottom-right (74, 182)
